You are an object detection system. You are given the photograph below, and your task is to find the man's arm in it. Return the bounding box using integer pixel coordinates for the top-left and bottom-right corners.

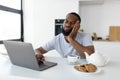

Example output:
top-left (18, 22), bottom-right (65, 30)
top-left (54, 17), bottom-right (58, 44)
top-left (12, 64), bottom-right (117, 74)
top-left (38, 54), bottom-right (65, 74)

top-left (67, 38), bottom-right (94, 58)
top-left (36, 47), bottom-right (48, 54)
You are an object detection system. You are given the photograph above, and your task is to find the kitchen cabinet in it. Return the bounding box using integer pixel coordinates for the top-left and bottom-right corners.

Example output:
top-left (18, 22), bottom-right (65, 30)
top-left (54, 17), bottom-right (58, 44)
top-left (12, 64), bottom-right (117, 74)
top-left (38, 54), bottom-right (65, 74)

top-left (109, 26), bottom-right (120, 41)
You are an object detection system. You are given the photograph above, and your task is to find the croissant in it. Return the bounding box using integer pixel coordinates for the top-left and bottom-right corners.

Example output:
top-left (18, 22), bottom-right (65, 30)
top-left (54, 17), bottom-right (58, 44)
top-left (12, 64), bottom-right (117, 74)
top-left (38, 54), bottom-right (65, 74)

top-left (74, 63), bottom-right (97, 72)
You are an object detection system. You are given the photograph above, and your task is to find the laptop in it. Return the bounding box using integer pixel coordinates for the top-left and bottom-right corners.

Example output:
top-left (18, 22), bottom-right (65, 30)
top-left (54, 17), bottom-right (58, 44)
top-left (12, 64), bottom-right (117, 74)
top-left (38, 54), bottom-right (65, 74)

top-left (3, 41), bottom-right (57, 71)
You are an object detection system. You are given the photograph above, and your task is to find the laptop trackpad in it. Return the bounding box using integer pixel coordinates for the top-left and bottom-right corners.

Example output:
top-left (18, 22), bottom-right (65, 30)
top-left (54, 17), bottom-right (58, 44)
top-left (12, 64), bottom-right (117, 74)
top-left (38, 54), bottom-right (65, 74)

top-left (38, 60), bottom-right (57, 71)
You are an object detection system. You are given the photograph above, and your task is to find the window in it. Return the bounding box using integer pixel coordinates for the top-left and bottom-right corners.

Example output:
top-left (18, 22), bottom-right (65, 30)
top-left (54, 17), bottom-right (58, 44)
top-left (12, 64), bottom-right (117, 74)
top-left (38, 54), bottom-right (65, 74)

top-left (0, 0), bottom-right (23, 54)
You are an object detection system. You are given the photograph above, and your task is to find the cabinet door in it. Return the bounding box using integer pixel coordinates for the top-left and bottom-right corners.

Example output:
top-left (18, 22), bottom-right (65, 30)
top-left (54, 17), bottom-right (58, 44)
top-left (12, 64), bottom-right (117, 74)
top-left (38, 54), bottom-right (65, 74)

top-left (109, 26), bottom-right (120, 41)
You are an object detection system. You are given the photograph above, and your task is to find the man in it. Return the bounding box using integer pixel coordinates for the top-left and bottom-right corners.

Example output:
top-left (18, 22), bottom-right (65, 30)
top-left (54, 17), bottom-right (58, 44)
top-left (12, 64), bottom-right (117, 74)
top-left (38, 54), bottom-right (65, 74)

top-left (36, 12), bottom-right (94, 60)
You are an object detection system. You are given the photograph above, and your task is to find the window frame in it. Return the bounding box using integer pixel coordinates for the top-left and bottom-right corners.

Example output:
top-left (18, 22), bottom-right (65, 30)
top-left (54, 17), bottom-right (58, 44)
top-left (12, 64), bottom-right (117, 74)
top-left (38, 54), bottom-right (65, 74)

top-left (0, 0), bottom-right (24, 44)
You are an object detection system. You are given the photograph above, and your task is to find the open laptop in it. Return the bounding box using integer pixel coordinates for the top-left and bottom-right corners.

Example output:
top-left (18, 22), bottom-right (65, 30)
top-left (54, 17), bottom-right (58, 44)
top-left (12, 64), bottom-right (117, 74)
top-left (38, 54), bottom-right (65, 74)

top-left (3, 41), bottom-right (57, 71)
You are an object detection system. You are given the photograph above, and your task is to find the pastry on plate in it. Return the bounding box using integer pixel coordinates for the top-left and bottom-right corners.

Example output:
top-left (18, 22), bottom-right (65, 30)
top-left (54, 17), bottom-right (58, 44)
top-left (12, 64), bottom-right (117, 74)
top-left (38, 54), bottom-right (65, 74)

top-left (74, 65), bottom-right (87, 72)
top-left (74, 63), bottom-right (97, 72)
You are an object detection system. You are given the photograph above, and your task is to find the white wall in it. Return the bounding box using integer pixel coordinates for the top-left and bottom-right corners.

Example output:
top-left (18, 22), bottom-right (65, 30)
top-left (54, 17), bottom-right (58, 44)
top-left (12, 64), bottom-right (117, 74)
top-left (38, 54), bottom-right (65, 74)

top-left (79, 0), bottom-right (120, 39)
top-left (23, 0), bottom-right (79, 48)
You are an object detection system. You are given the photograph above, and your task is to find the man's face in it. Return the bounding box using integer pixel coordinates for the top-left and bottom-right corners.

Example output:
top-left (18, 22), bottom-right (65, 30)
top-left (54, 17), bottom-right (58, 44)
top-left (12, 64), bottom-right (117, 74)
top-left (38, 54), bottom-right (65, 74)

top-left (62, 14), bottom-right (79, 36)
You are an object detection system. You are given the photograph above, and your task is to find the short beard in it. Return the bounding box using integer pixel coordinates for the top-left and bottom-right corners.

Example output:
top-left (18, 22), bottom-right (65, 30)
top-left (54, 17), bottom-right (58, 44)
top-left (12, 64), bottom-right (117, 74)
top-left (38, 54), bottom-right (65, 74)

top-left (62, 27), bottom-right (72, 36)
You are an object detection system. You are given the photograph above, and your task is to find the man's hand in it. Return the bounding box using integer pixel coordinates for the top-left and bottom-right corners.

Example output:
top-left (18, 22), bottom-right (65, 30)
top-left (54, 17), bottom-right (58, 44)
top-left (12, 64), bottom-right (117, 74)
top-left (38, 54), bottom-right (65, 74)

top-left (36, 54), bottom-right (45, 61)
top-left (35, 49), bottom-right (45, 61)
top-left (66, 21), bottom-right (80, 42)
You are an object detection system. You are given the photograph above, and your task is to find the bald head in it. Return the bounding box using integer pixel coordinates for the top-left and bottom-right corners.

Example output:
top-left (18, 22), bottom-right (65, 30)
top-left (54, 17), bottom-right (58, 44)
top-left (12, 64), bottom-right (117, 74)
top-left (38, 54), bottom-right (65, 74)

top-left (67, 12), bottom-right (81, 23)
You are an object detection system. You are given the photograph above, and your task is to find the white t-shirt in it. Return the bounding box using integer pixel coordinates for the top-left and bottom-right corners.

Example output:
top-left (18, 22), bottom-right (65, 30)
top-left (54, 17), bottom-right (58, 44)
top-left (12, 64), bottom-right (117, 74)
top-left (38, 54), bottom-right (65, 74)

top-left (41, 32), bottom-right (93, 58)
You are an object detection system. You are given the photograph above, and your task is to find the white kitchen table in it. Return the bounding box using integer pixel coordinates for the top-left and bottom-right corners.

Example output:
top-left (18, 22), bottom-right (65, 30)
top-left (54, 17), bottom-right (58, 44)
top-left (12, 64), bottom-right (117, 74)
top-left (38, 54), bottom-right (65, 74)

top-left (0, 41), bottom-right (120, 80)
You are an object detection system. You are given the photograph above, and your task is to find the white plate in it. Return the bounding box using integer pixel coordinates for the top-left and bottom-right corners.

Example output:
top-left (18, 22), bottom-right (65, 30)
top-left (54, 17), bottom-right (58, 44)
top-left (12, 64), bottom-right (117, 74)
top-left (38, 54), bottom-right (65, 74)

top-left (74, 67), bottom-right (102, 74)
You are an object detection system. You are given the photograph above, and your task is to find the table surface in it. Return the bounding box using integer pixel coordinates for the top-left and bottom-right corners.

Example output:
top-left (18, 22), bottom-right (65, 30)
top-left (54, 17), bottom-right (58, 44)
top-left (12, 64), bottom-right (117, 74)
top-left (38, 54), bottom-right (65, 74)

top-left (0, 42), bottom-right (120, 80)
